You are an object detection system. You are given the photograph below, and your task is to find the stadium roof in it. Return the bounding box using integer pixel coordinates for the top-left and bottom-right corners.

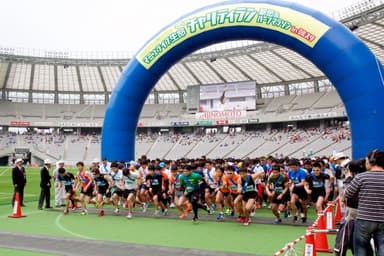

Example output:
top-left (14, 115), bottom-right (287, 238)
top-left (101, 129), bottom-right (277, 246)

top-left (0, 1), bottom-right (383, 97)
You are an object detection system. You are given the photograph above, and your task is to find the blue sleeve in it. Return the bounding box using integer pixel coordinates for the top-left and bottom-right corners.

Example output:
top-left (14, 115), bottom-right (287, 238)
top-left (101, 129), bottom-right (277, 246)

top-left (299, 170), bottom-right (307, 181)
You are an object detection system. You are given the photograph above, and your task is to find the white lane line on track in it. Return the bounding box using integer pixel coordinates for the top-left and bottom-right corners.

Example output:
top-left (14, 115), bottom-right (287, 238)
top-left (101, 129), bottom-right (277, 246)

top-left (0, 169), bottom-right (8, 176)
top-left (55, 214), bottom-right (91, 239)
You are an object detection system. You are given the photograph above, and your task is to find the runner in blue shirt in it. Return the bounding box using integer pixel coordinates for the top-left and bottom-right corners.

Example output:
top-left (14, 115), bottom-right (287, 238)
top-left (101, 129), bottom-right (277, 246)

top-left (287, 159), bottom-right (308, 223)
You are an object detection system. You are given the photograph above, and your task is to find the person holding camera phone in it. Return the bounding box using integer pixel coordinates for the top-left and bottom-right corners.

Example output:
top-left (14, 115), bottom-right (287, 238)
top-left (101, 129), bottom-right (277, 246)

top-left (344, 149), bottom-right (384, 256)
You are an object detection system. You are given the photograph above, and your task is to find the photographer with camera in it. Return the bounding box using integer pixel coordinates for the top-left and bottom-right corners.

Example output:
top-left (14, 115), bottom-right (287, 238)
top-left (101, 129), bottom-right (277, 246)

top-left (334, 158), bottom-right (366, 256)
top-left (343, 159), bottom-right (366, 219)
top-left (344, 149), bottom-right (384, 256)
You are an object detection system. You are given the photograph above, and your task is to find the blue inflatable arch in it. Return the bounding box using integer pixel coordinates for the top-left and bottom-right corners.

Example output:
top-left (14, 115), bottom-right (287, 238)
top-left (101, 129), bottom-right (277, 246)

top-left (102, 0), bottom-right (384, 161)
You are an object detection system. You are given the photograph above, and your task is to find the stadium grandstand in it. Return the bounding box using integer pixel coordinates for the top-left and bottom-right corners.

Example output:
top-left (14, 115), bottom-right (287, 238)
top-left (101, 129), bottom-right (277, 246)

top-left (0, 0), bottom-right (383, 166)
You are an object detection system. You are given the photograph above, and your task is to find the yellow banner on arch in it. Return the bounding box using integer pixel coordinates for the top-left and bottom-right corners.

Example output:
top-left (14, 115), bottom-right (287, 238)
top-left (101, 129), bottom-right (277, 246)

top-left (137, 3), bottom-right (330, 69)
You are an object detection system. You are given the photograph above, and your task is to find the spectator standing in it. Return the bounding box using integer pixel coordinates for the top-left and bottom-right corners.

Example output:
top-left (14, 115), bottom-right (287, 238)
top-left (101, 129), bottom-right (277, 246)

top-left (12, 158), bottom-right (27, 207)
top-left (53, 160), bottom-right (66, 207)
top-left (343, 158), bottom-right (366, 220)
top-left (334, 158), bottom-right (366, 256)
top-left (344, 149), bottom-right (384, 256)
top-left (38, 159), bottom-right (52, 210)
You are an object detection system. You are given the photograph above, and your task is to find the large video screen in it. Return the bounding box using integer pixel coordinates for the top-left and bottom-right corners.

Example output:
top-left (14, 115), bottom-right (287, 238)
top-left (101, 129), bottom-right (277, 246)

top-left (199, 81), bottom-right (256, 112)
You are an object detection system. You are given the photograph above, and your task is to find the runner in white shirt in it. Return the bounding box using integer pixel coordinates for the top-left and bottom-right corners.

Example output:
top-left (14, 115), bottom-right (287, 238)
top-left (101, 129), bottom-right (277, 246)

top-left (120, 165), bottom-right (139, 219)
top-left (100, 158), bottom-right (111, 175)
top-left (53, 160), bottom-right (66, 207)
top-left (204, 161), bottom-right (217, 214)
top-left (138, 160), bottom-right (150, 212)
top-left (110, 162), bottom-right (123, 214)
top-left (252, 160), bottom-right (266, 209)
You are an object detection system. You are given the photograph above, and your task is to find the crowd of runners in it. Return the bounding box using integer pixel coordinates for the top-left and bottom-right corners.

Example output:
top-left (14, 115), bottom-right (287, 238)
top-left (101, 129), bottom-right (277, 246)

top-left (51, 153), bottom-right (350, 226)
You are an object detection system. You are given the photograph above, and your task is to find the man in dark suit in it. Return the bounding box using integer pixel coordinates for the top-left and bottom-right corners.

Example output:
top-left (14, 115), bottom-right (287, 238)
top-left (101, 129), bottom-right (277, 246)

top-left (38, 159), bottom-right (52, 209)
top-left (12, 158), bottom-right (27, 207)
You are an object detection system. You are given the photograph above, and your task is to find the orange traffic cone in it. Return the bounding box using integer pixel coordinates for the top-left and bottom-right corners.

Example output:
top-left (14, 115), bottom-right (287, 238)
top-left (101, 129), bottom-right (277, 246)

top-left (303, 227), bottom-right (316, 256)
top-left (335, 197), bottom-right (342, 225)
top-left (9, 192), bottom-right (26, 218)
top-left (325, 202), bottom-right (335, 230)
top-left (314, 211), bottom-right (331, 253)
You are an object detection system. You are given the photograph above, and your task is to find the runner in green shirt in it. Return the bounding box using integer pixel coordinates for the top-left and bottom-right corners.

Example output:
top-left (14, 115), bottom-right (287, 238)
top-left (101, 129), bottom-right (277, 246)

top-left (179, 165), bottom-right (208, 222)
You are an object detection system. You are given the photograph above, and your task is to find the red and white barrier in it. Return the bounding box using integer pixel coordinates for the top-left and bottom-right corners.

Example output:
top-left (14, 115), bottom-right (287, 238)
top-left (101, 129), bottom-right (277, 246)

top-left (272, 235), bottom-right (305, 256)
top-left (273, 197), bottom-right (340, 255)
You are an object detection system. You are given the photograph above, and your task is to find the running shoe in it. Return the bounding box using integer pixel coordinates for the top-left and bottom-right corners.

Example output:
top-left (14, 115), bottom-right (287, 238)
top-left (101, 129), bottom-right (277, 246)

top-left (80, 210), bottom-right (88, 215)
top-left (216, 213), bottom-right (224, 221)
top-left (192, 216), bottom-right (198, 222)
top-left (163, 208), bottom-right (168, 216)
top-left (127, 212), bottom-right (132, 219)
top-left (179, 211), bottom-right (187, 219)
top-left (114, 208), bottom-right (119, 214)
top-left (273, 218), bottom-right (282, 224)
top-left (98, 210), bottom-right (104, 217)
top-left (293, 215), bottom-right (298, 223)
top-left (142, 203), bottom-right (147, 213)
top-left (243, 219), bottom-right (251, 226)
top-left (63, 209), bottom-right (69, 215)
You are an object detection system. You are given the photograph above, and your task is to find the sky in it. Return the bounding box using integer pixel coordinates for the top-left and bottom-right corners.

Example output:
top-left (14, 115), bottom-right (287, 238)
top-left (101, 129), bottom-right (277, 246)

top-left (0, 0), bottom-right (360, 55)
